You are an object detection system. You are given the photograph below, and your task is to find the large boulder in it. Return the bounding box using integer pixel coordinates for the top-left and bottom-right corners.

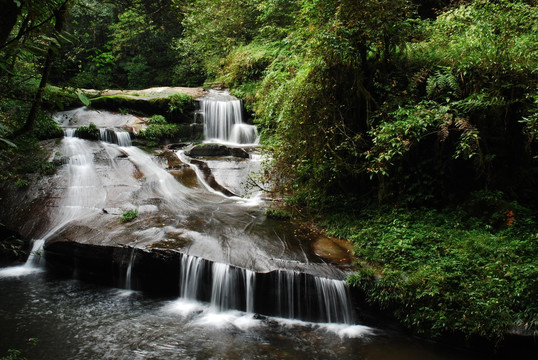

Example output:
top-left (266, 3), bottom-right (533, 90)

top-left (185, 143), bottom-right (249, 158)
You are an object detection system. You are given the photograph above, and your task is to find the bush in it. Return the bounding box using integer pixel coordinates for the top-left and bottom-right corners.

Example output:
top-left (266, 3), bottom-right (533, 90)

top-left (147, 115), bottom-right (167, 125)
top-left (76, 123), bottom-right (99, 140)
top-left (323, 205), bottom-right (538, 340)
top-left (138, 123), bottom-right (181, 145)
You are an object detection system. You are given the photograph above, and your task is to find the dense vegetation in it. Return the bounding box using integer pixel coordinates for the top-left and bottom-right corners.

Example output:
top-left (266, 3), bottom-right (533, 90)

top-left (1, 0), bottom-right (536, 344)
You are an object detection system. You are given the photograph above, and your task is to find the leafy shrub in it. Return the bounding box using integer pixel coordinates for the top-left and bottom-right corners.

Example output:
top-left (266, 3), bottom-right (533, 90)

top-left (167, 94), bottom-right (194, 114)
top-left (147, 115), bottom-right (167, 125)
top-left (323, 206), bottom-right (538, 340)
top-left (138, 123), bottom-right (181, 145)
top-left (265, 208), bottom-right (291, 220)
top-left (34, 113), bottom-right (63, 139)
top-left (76, 123), bottom-right (99, 140)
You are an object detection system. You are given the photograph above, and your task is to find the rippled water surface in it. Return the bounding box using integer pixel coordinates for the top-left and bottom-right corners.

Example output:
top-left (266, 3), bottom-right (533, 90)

top-left (0, 272), bottom-right (485, 360)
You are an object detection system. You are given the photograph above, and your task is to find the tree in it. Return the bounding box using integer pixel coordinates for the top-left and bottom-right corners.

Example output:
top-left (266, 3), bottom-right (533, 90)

top-left (9, 0), bottom-right (73, 138)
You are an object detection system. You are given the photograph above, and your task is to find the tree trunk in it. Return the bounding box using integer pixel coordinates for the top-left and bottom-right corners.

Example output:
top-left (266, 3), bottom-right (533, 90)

top-left (0, 0), bottom-right (20, 46)
top-left (11, 0), bottom-right (71, 138)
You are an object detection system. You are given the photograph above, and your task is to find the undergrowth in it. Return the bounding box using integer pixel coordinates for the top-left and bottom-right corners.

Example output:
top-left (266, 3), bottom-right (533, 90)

top-left (321, 196), bottom-right (537, 341)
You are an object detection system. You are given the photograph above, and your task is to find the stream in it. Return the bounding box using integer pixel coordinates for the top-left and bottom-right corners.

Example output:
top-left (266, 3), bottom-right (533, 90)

top-left (0, 272), bottom-right (483, 360)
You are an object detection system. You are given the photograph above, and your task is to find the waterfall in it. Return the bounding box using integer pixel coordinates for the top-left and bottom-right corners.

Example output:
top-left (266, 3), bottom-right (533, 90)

top-left (230, 124), bottom-right (258, 144)
top-left (179, 254), bottom-right (255, 312)
top-left (179, 254), bottom-right (206, 300)
top-left (125, 247), bottom-right (136, 290)
top-left (245, 270), bottom-right (255, 313)
top-left (199, 90), bottom-right (258, 144)
top-left (64, 128), bottom-right (76, 137)
top-left (25, 239), bottom-right (45, 267)
top-left (314, 276), bottom-right (354, 324)
top-left (0, 239), bottom-right (45, 278)
top-left (211, 262), bottom-right (242, 310)
top-left (99, 128), bottom-right (132, 146)
top-left (64, 128), bottom-right (131, 146)
top-left (177, 253), bottom-right (354, 324)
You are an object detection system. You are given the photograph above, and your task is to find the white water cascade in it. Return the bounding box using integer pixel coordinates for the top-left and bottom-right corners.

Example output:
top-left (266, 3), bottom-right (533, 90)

top-left (0, 135), bottom-right (109, 278)
top-left (99, 128), bottom-right (132, 146)
top-left (0, 239), bottom-right (45, 278)
top-left (177, 253), bottom-right (354, 324)
top-left (199, 90), bottom-right (258, 144)
top-left (3, 106), bottom-right (356, 327)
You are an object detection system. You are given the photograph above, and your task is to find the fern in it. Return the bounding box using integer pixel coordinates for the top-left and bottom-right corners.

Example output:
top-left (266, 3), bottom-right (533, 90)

top-left (453, 92), bottom-right (507, 113)
top-left (426, 66), bottom-right (460, 99)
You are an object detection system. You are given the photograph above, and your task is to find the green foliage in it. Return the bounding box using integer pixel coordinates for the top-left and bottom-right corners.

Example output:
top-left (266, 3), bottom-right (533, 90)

top-left (53, 0), bottom-right (184, 89)
top-left (265, 208), bottom-right (292, 220)
top-left (0, 338), bottom-right (37, 360)
top-left (34, 112), bottom-right (63, 140)
top-left (76, 123), bottom-right (99, 140)
top-left (0, 124), bottom-right (17, 148)
top-left (0, 349), bottom-right (27, 360)
top-left (138, 121), bottom-right (181, 146)
top-left (366, 101), bottom-right (449, 177)
top-left (167, 94), bottom-right (194, 114)
top-left (410, 0), bottom-right (537, 79)
top-left (218, 42), bottom-right (276, 87)
top-left (0, 233), bottom-right (25, 260)
top-left (147, 115), bottom-right (167, 125)
top-left (175, 0), bottom-right (262, 83)
top-left (120, 210), bottom-right (138, 223)
top-left (323, 203), bottom-right (538, 340)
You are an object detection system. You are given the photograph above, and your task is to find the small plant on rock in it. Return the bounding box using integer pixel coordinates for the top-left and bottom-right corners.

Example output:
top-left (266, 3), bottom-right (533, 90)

top-left (120, 210), bottom-right (138, 223)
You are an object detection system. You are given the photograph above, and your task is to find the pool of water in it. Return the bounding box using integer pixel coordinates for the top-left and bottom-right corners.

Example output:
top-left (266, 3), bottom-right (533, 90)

top-left (0, 271), bottom-right (485, 360)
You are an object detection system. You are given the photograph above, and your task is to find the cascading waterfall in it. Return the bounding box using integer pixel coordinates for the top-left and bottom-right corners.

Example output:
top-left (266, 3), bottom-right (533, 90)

top-left (25, 239), bottom-right (45, 267)
top-left (211, 262), bottom-right (243, 310)
top-left (314, 276), bottom-right (354, 324)
top-left (179, 254), bottom-right (206, 300)
top-left (99, 128), bottom-right (132, 146)
top-left (230, 124), bottom-right (258, 145)
top-left (65, 127), bottom-right (132, 146)
top-left (245, 270), bottom-right (255, 313)
top-left (199, 90), bottom-right (258, 144)
top-left (64, 128), bottom-right (77, 137)
top-left (177, 253), bottom-right (354, 324)
top-left (272, 270), bottom-right (354, 324)
top-left (5, 106), bottom-right (356, 329)
top-left (0, 135), bottom-right (106, 278)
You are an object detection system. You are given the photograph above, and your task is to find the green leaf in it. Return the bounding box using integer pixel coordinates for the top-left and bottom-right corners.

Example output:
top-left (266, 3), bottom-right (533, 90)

top-left (0, 137), bottom-right (17, 148)
top-left (77, 93), bottom-right (91, 107)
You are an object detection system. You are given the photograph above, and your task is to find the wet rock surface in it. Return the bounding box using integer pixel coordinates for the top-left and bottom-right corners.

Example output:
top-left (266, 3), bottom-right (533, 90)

top-left (1, 133), bottom-right (352, 285)
top-left (186, 143), bottom-right (250, 158)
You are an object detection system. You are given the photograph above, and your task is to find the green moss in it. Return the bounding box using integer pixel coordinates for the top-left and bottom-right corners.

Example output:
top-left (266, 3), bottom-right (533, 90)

top-left (120, 210), bottom-right (138, 223)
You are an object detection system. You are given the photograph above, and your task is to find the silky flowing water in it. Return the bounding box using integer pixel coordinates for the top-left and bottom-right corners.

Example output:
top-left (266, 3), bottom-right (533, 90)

top-left (0, 104), bottom-right (488, 359)
top-left (0, 273), bottom-right (483, 360)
